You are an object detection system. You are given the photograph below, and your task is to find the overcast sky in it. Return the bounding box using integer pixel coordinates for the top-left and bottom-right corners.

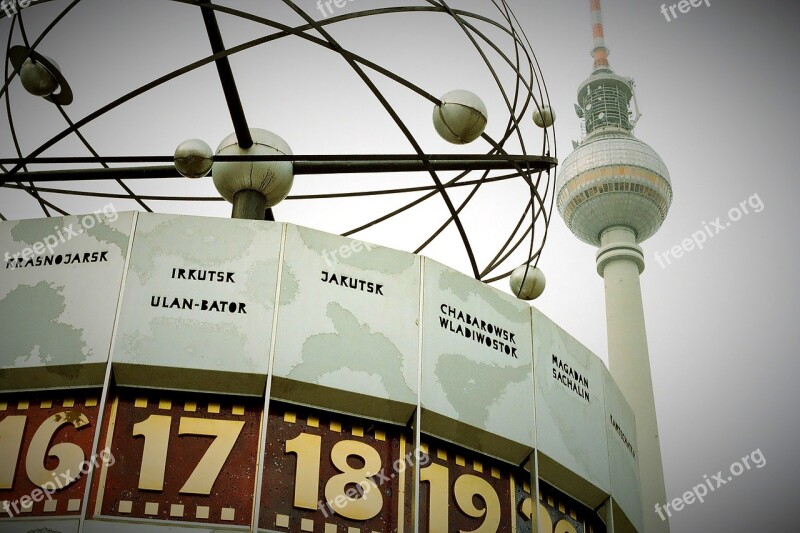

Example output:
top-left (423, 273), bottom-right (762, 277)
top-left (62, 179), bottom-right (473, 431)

top-left (1, 1), bottom-right (799, 531)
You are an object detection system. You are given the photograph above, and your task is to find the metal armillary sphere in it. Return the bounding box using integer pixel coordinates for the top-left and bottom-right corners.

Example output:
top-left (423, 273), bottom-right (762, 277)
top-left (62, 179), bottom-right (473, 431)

top-left (0, 0), bottom-right (557, 289)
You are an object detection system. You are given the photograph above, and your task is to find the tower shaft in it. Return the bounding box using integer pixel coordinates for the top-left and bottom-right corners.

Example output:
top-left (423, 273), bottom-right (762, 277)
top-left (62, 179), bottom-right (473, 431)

top-left (597, 226), bottom-right (669, 533)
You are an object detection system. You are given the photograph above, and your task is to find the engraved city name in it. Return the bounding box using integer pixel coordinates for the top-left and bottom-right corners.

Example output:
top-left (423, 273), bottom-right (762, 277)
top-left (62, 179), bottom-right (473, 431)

top-left (171, 268), bottom-right (235, 283)
top-left (4, 251), bottom-right (109, 270)
top-left (320, 270), bottom-right (384, 295)
top-left (437, 304), bottom-right (519, 358)
top-left (551, 354), bottom-right (590, 402)
top-left (150, 296), bottom-right (247, 314)
top-left (610, 414), bottom-right (636, 459)
top-left (149, 267), bottom-right (247, 314)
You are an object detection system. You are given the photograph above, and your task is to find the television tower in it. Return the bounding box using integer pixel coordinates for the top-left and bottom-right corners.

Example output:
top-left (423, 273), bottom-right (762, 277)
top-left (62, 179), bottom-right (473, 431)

top-left (557, 1), bottom-right (672, 531)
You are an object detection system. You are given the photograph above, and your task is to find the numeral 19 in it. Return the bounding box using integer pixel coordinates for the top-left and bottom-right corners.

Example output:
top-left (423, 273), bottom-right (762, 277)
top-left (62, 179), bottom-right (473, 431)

top-left (421, 462), bottom-right (501, 533)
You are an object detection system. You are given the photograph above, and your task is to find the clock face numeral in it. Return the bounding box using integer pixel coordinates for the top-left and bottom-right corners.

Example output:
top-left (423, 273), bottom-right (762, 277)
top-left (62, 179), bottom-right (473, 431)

top-left (132, 414), bottom-right (171, 491)
top-left (0, 412), bottom-right (90, 490)
top-left (92, 392), bottom-right (259, 526)
top-left (285, 432), bottom-right (322, 510)
top-left (420, 460), bottom-right (506, 533)
top-left (0, 415), bottom-right (26, 489)
top-left (177, 417), bottom-right (245, 495)
top-left (132, 414), bottom-right (245, 494)
top-left (325, 438), bottom-right (384, 519)
top-left (26, 411), bottom-right (90, 488)
top-left (260, 408), bottom-right (409, 531)
top-left (520, 496), bottom-right (580, 533)
top-left (0, 396), bottom-right (101, 518)
top-left (287, 433), bottom-right (384, 520)
top-left (452, 473), bottom-right (502, 532)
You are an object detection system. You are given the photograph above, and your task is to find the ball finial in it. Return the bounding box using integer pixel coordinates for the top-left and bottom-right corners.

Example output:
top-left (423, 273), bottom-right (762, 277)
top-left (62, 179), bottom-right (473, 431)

top-left (20, 59), bottom-right (59, 97)
top-left (174, 139), bottom-right (214, 179)
top-left (432, 90), bottom-right (488, 144)
top-left (532, 105), bottom-right (555, 128)
top-left (213, 129), bottom-right (294, 208)
top-left (509, 264), bottom-right (546, 300)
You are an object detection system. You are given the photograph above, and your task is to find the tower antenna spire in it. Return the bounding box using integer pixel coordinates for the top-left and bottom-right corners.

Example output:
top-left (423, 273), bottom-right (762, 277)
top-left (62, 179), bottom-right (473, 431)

top-left (590, 0), bottom-right (612, 72)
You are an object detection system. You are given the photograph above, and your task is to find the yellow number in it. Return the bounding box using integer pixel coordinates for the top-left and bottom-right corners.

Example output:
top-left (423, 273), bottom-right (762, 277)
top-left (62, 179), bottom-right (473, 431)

top-left (178, 418), bottom-right (244, 494)
top-left (26, 411), bottom-right (90, 488)
top-left (133, 414), bottom-right (171, 491)
top-left (420, 462), bottom-right (449, 533)
top-left (133, 415), bottom-right (244, 494)
top-left (520, 497), bottom-right (577, 533)
top-left (454, 474), bottom-right (501, 533)
top-left (286, 433), bottom-right (322, 510)
top-left (538, 504), bottom-right (552, 533)
top-left (555, 520), bottom-right (578, 533)
top-left (521, 497), bottom-right (553, 532)
top-left (286, 433), bottom-right (385, 520)
top-left (0, 416), bottom-right (26, 489)
top-left (422, 463), bottom-right (503, 532)
top-left (325, 440), bottom-right (383, 520)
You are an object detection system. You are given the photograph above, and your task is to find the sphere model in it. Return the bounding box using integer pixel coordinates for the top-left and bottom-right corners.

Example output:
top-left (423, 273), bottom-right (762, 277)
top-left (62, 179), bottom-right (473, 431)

top-left (509, 263), bottom-right (546, 300)
top-left (213, 128), bottom-right (294, 208)
top-left (19, 59), bottom-right (59, 97)
top-left (432, 89), bottom-right (489, 144)
top-left (533, 105), bottom-right (556, 128)
top-left (174, 139), bottom-right (214, 179)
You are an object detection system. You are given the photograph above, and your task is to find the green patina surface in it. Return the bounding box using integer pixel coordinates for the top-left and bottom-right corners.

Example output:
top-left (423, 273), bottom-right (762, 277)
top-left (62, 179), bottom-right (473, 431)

top-left (0, 281), bottom-right (87, 367)
top-left (290, 302), bottom-right (415, 403)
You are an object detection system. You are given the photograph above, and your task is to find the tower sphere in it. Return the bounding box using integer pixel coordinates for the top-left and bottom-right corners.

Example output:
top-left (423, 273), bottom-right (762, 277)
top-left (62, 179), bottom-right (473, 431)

top-left (556, 128), bottom-right (672, 246)
top-left (213, 129), bottom-right (294, 208)
top-left (174, 139), bottom-right (214, 179)
top-left (432, 90), bottom-right (488, 144)
top-left (20, 59), bottom-right (59, 97)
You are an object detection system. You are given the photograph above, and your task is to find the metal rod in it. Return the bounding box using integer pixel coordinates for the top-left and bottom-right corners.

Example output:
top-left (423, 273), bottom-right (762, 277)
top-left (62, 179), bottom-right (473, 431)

top-left (0, 154), bottom-right (556, 165)
top-left (294, 157), bottom-right (555, 173)
top-left (1, 166), bottom-right (178, 183)
top-left (199, 0), bottom-right (253, 148)
top-left (0, 156), bottom-right (557, 183)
